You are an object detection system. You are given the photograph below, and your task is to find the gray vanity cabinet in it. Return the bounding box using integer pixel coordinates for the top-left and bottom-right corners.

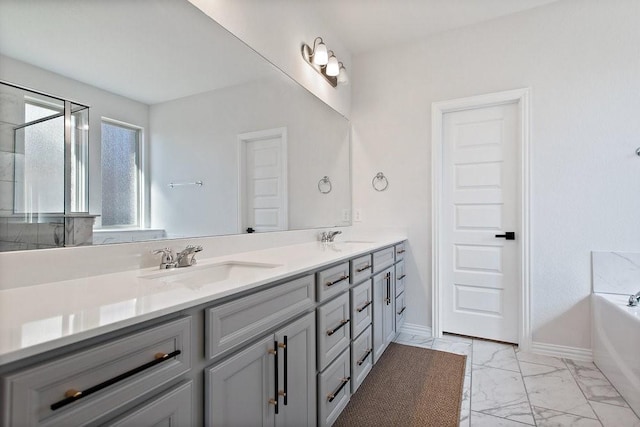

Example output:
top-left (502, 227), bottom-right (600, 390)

top-left (372, 266), bottom-right (396, 363)
top-left (1, 317), bottom-right (191, 427)
top-left (205, 312), bottom-right (316, 427)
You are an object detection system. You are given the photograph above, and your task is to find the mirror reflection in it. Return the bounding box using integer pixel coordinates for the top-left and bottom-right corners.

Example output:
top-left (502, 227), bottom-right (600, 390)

top-left (0, 0), bottom-right (350, 251)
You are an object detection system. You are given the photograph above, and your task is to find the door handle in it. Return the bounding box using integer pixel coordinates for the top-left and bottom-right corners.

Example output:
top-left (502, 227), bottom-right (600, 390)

top-left (495, 232), bottom-right (515, 240)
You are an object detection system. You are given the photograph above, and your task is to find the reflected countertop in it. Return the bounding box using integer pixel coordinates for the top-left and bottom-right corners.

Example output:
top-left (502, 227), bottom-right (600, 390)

top-left (0, 236), bottom-right (406, 366)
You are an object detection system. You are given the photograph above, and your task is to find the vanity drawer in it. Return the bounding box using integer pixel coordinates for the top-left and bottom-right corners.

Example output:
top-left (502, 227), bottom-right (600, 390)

top-left (317, 292), bottom-right (351, 371)
top-left (350, 279), bottom-right (372, 338)
top-left (106, 380), bottom-right (193, 427)
top-left (316, 262), bottom-right (350, 302)
top-left (2, 317), bottom-right (191, 427)
top-left (372, 247), bottom-right (395, 273)
top-left (395, 242), bottom-right (407, 262)
top-left (205, 274), bottom-right (315, 360)
top-left (396, 292), bottom-right (407, 330)
top-left (395, 259), bottom-right (406, 296)
top-left (350, 325), bottom-right (373, 394)
top-left (349, 254), bottom-right (372, 285)
top-left (318, 347), bottom-right (351, 427)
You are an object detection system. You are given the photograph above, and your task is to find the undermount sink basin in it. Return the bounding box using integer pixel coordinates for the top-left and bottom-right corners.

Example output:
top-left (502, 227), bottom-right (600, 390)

top-left (139, 261), bottom-right (281, 288)
top-left (338, 240), bottom-right (376, 244)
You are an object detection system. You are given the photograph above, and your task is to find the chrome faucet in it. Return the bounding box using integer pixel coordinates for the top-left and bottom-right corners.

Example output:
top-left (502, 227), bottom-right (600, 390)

top-left (176, 245), bottom-right (203, 267)
top-left (153, 248), bottom-right (176, 269)
top-left (153, 245), bottom-right (203, 269)
top-left (319, 230), bottom-right (342, 243)
top-left (628, 291), bottom-right (640, 307)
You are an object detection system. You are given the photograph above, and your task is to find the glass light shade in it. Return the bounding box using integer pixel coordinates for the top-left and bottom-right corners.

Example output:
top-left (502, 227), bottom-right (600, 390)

top-left (326, 55), bottom-right (339, 77)
top-left (337, 66), bottom-right (349, 85)
top-left (312, 42), bottom-right (328, 65)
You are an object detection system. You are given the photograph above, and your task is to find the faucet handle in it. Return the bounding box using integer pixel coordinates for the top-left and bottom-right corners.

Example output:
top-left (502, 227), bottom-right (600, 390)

top-left (153, 247), bottom-right (172, 256)
top-left (153, 248), bottom-right (175, 264)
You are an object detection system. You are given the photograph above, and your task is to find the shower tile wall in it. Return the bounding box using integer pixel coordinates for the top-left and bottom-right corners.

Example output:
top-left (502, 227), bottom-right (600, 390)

top-left (0, 216), bottom-right (95, 251)
top-left (592, 251), bottom-right (640, 295)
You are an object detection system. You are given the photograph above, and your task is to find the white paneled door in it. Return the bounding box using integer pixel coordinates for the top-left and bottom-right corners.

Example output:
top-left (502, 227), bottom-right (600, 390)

top-left (239, 128), bottom-right (287, 233)
top-left (442, 103), bottom-right (519, 344)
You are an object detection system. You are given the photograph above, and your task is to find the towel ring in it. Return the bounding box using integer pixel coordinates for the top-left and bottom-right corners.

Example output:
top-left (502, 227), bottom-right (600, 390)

top-left (318, 176), bottom-right (332, 194)
top-left (372, 172), bottom-right (389, 192)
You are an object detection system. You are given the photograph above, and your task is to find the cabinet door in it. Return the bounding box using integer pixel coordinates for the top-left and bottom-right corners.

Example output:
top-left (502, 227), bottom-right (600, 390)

top-left (206, 335), bottom-right (276, 427)
top-left (275, 312), bottom-right (316, 427)
top-left (382, 267), bottom-right (396, 348)
top-left (372, 268), bottom-right (389, 363)
top-left (373, 266), bottom-right (395, 362)
top-left (106, 381), bottom-right (192, 427)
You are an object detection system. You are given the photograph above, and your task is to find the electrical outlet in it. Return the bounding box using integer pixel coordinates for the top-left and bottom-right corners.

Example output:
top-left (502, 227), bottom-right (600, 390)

top-left (342, 209), bottom-right (351, 222)
top-left (354, 209), bottom-right (362, 222)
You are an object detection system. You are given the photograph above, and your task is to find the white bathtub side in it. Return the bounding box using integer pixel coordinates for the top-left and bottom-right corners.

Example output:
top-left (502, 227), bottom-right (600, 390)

top-left (592, 293), bottom-right (640, 416)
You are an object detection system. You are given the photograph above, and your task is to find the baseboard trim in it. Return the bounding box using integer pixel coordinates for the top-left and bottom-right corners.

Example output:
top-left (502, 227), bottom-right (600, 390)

top-left (399, 323), bottom-right (432, 338)
top-left (530, 341), bottom-right (593, 362)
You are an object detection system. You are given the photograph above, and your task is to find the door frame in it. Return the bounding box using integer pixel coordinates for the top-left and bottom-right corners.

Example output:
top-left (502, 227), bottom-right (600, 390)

top-left (431, 88), bottom-right (532, 350)
top-left (237, 127), bottom-right (288, 233)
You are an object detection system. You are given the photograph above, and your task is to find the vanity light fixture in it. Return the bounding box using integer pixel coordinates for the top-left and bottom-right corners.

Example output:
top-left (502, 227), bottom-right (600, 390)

top-left (337, 62), bottom-right (349, 85)
top-left (301, 37), bottom-right (348, 88)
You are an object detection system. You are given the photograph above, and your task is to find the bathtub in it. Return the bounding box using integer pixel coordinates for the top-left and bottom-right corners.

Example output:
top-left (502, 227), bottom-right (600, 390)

top-left (592, 293), bottom-right (640, 415)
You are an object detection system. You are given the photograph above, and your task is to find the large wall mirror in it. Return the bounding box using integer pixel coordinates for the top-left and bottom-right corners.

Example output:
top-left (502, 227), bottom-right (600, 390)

top-left (0, 0), bottom-right (350, 251)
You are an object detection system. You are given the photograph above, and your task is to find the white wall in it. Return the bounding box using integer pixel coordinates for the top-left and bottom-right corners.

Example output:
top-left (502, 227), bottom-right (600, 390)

top-left (149, 75), bottom-right (350, 238)
top-left (351, 0), bottom-right (640, 350)
top-left (187, 0), bottom-right (352, 118)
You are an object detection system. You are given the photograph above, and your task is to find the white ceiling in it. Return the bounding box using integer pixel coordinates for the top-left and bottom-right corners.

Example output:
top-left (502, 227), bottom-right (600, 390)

top-left (314, 0), bottom-right (560, 55)
top-left (0, 0), bottom-right (561, 104)
top-left (0, 0), bottom-right (275, 105)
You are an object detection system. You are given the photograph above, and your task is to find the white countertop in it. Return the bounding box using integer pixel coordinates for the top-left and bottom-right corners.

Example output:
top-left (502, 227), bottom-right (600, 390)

top-left (0, 237), bottom-right (405, 366)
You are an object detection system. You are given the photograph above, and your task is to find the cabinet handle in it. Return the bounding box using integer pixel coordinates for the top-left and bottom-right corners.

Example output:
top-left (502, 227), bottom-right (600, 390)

top-left (279, 337), bottom-right (288, 406)
top-left (397, 274), bottom-right (406, 280)
top-left (327, 377), bottom-right (350, 402)
top-left (397, 306), bottom-right (406, 315)
top-left (356, 300), bottom-right (372, 313)
top-left (356, 264), bottom-right (371, 273)
top-left (326, 275), bottom-right (349, 287)
top-left (50, 350), bottom-right (181, 411)
top-left (326, 319), bottom-right (350, 336)
top-left (386, 272), bottom-right (391, 305)
top-left (269, 341), bottom-right (279, 414)
top-left (357, 349), bottom-right (372, 366)
top-left (397, 249), bottom-right (406, 254)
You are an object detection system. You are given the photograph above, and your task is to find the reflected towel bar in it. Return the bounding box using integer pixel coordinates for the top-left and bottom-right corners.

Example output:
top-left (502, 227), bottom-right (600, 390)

top-left (169, 181), bottom-right (203, 188)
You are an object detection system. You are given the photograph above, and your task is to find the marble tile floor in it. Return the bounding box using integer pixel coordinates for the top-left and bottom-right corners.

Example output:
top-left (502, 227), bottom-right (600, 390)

top-left (394, 332), bottom-right (640, 427)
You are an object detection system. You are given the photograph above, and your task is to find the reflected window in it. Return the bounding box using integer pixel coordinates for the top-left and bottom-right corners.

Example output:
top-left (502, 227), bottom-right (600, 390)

top-left (101, 119), bottom-right (141, 227)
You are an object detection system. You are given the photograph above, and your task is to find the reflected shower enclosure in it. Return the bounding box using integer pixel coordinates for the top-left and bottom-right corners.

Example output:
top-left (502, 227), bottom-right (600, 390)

top-left (0, 81), bottom-right (90, 251)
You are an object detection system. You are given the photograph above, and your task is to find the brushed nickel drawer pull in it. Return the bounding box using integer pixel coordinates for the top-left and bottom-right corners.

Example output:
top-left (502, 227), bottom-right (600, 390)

top-left (50, 349), bottom-right (181, 411)
top-left (356, 300), bottom-right (372, 313)
top-left (397, 274), bottom-right (406, 280)
top-left (397, 249), bottom-right (406, 254)
top-left (326, 275), bottom-right (349, 287)
top-left (397, 306), bottom-right (406, 315)
top-left (327, 319), bottom-right (350, 336)
top-left (356, 264), bottom-right (371, 273)
top-left (327, 377), bottom-right (350, 402)
top-left (357, 349), bottom-right (372, 366)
